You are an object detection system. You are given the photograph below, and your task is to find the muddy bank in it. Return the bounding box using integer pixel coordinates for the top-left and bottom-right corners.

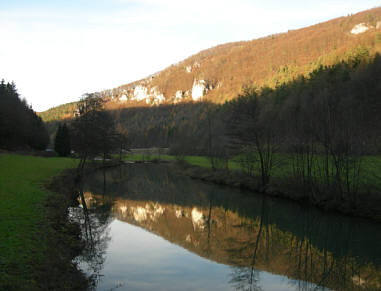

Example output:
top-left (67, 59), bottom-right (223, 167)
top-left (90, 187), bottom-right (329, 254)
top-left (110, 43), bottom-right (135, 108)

top-left (169, 161), bottom-right (381, 223)
top-left (38, 170), bottom-right (90, 291)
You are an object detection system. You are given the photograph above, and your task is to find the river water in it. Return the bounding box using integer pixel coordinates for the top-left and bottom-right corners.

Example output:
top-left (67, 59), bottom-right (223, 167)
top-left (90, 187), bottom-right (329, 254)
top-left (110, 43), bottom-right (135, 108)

top-left (74, 163), bottom-right (381, 291)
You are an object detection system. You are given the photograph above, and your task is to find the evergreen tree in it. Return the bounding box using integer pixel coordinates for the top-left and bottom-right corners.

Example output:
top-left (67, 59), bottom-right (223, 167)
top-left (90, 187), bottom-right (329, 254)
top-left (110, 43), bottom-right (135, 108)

top-left (0, 79), bottom-right (49, 150)
top-left (61, 123), bottom-right (71, 156)
top-left (54, 123), bottom-right (71, 156)
top-left (54, 124), bottom-right (63, 155)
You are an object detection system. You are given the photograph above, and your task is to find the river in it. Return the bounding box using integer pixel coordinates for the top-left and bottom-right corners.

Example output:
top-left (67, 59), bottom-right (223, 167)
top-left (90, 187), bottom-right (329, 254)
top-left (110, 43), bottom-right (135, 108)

top-left (72, 163), bottom-right (381, 290)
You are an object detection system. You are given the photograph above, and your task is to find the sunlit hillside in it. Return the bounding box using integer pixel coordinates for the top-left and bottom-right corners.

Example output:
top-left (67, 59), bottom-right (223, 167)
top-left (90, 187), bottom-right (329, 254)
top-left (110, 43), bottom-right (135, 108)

top-left (40, 6), bottom-right (381, 122)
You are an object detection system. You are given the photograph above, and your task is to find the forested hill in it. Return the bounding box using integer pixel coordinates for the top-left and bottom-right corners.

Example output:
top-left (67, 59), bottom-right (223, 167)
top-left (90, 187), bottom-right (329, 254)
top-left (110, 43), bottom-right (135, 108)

top-left (41, 6), bottom-right (381, 121)
top-left (141, 6), bottom-right (381, 104)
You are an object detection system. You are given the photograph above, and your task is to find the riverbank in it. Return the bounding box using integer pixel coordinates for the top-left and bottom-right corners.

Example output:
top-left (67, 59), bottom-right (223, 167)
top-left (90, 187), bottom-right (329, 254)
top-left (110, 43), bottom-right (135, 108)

top-left (124, 154), bottom-right (381, 223)
top-left (0, 154), bottom-right (88, 290)
top-left (175, 162), bottom-right (381, 222)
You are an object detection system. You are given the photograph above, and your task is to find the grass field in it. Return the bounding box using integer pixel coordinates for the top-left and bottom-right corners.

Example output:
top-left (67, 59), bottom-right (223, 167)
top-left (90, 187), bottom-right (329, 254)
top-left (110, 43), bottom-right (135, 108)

top-left (124, 153), bottom-right (216, 168)
top-left (0, 154), bottom-right (77, 290)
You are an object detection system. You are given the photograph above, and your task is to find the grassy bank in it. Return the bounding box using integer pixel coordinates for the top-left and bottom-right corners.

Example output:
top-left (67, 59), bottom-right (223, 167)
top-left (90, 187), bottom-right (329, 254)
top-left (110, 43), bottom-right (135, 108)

top-left (125, 153), bottom-right (381, 189)
top-left (0, 154), bottom-right (87, 290)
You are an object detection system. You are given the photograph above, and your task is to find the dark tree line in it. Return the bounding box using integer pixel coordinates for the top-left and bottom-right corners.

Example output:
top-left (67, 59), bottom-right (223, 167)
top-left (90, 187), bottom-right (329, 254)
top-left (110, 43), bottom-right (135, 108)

top-left (106, 101), bottom-right (227, 157)
top-left (0, 80), bottom-right (49, 150)
top-left (226, 52), bottom-right (381, 201)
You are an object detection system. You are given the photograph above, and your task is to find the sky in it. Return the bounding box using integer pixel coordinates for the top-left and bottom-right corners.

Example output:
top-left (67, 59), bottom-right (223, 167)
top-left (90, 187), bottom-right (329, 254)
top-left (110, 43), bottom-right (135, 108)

top-left (1, 0), bottom-right (380, 112)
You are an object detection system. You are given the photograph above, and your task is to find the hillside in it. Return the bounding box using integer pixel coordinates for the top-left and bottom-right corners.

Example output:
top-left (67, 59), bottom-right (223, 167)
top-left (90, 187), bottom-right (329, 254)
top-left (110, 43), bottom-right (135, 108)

top-left (143, 7), bottom-right (381, 104)
top-left (40, 7), bottom-right (381, 121)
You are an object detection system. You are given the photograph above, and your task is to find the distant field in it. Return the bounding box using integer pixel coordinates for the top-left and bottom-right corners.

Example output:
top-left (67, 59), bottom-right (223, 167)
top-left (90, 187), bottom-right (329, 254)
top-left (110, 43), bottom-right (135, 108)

top-left (0, 154), bottom-right (77, 289)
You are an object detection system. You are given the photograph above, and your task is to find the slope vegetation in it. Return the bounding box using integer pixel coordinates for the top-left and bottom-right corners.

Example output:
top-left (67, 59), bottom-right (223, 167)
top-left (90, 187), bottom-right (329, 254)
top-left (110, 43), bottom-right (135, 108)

top-left (41, 6), bottom-right (381, 121)
top-left (101, 7), bottom-right (381, 105)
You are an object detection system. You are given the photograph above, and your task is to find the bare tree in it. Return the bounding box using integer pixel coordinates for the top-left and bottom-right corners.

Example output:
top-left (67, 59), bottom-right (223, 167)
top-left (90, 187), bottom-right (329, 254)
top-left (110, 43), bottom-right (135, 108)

top-left (227, 87), bottom-right (282, 187)
top-left (71, 94), bottom-right (118, 176)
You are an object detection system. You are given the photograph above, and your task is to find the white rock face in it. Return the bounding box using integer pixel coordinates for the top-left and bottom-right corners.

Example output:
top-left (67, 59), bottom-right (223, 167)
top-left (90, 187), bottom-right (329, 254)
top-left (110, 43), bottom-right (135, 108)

top-left (150, 86), bottom-right (165, 104)
top-left (192, 80), bottom-right (206, 101)
top-left (150, 86), bottom-right (159, 96)
top-left (134, 85), bottom-right (148, 101)
top-left (191, 207), bottom-right (205, 230)
top-left (175, 90), bottom-right (183, 99)
top-left (174, 90), bottom-right (183, 103)
top-left (155, 94), bottom-right (165, 104)
top-left (351, 23), bottom-right (370, 34)
top-left (186, 66), bottom-right (192, 73)
top-left (377, 21), bottom-right (381, 30)
top-left (127, 85), bottom-right (167, 104)
top-left (119, 94), bottom-right (128, 101)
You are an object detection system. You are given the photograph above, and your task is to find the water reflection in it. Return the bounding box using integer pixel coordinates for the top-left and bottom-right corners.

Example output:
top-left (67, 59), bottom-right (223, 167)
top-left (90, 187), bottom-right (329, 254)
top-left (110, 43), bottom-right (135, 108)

top-left (71, 173), bottom-right (114, 288)
top-left (78, 164), bottom-right (381, 291)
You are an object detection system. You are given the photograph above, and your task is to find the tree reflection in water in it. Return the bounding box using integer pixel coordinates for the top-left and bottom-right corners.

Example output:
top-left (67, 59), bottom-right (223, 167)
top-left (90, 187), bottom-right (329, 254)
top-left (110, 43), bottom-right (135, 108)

top-left (79, 164), bottom-right (381, 291)
top-left (229, 267), bottom-right (262, 291)
top-left (227, 196), bottom-right (268, 291)
top-left (71, 170), bottom-right (114, 289)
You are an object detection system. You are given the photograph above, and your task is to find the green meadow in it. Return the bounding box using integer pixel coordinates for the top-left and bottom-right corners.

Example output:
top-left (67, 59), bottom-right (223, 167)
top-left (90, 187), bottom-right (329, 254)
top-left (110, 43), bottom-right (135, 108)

top-left (0, 154), bottom-right (77, 290)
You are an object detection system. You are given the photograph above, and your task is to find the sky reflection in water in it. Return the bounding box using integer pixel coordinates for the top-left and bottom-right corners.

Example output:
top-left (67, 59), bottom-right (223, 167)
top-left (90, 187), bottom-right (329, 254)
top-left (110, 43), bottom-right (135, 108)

top-left (88, 219), bottom-right (306, 291)
top-left (77, 164), bottom-right (380, 291)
